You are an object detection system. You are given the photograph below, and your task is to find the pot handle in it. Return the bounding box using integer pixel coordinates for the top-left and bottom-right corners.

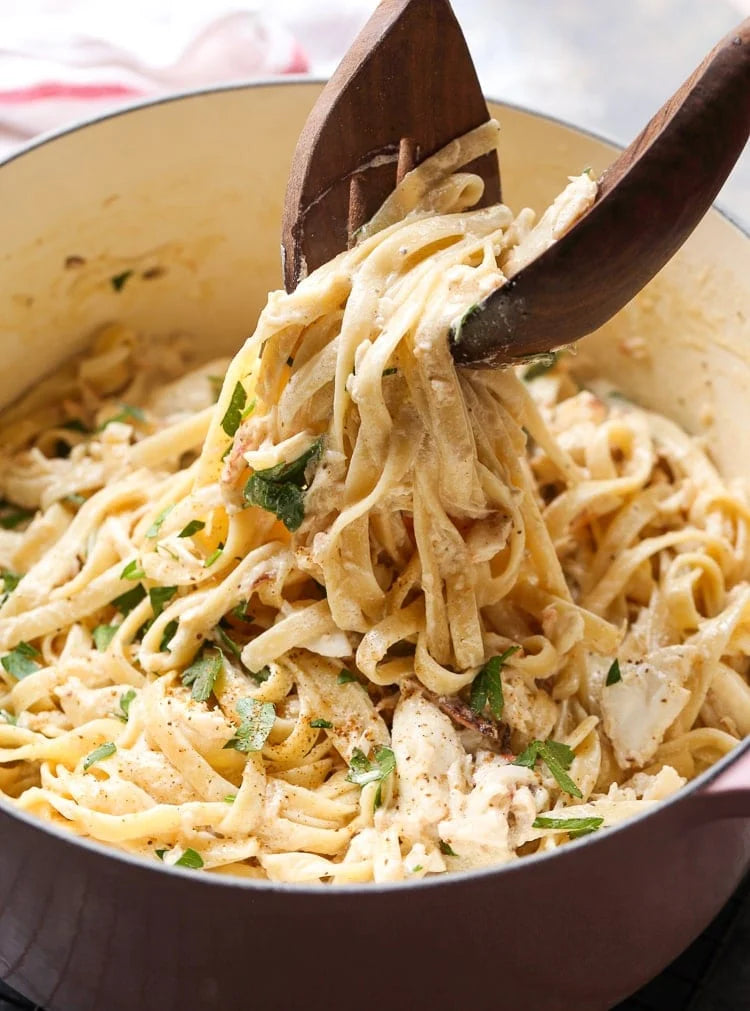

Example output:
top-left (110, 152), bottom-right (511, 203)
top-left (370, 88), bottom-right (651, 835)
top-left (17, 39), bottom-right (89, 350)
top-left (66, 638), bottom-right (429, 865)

top-left (698, 747), bottom-right (750, 819)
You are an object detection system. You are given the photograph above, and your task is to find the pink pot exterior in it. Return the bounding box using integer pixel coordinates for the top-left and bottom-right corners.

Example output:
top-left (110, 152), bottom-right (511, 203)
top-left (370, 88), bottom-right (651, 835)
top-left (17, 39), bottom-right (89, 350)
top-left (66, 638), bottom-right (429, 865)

top-left (0, 740), bottom-right (747, 1011)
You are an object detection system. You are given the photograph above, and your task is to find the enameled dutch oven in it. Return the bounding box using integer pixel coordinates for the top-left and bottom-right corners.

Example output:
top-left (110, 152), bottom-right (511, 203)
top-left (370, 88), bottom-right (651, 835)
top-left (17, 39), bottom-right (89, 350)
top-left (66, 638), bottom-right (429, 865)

top-left (0, 82), bottom-right (748, 1011)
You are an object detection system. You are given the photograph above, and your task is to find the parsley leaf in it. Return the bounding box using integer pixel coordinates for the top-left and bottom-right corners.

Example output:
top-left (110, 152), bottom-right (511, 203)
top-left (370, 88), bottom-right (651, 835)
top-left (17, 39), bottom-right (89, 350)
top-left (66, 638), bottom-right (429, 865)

top-left (110, 270), bottom-right (133, 292)
top-left (243, 438), bottom-right (323, 532)
top-left (469, 646), bottom-right (519, 720)
top-left (382, 367), bottom-right (398, 376)
top-left (0, 503), bottom-right (35, 530)
top-left (175, 848), bottom-right (204, 869)
top-left (120, 559), bottom-right (145, 581)
top-left (149, 585), bottom-right (177, 618)
top-left (223, 794), bottom-right (237, 804)
top-left (346, 747), bottom-right (396, 793)
top-left (112, 583), bottom-right (147, 615)
top-left (523, 352), bottom-right (559, 381)
top-left (1, 571), bottom-right (21, 606)
top-left (223, 698), bottom-right (276, 752)
top-left (214, 624), bottom-right (242, 657)
top-left (310, 718), bottom-right (333, 729)
top-left (182, 649), bottom-right (223, 703)
top-left (250, 665), bottom-right (271, 684)
top-left (533, 815), bottom-right (603, 836)
top-left (204, 545), bottom-right (224, 570)
top-left (606, 658), bottom-right (622, 686)
top-left (179, 520), bottom-right (205, 538)
top-left (337, 669), bottom-right (357, 684)
top-left (97, 404), bottom-right (145, 431)
top-left (221, 382), bottom-right (247, 437)
top-left (439, 840), bottom-right (458, 857)
top-left (116, 689), bottom-right (136, 722)
top-left (146, 504), bottom-right (173, 539)
top-left (83, 741), bottom-right (116, 771)
top-left (160, 619), bottom-right (178, 652)
top-left (513, 739), bottom-right (582, 799)
top-left (93, 624), bottom-right (119, 651)
top-left (1, 641), bottom-right (42, 679)
top-left (155, 849), bottom-right (167, 861)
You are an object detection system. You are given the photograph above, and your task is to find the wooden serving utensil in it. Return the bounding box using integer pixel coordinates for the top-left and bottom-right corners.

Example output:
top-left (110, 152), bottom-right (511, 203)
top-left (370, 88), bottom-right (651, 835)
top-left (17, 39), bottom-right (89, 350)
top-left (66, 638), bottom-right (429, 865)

top-left (281, 0), bottom-right (499, 292)
top-left (282, 2), bottom-right (749, 369)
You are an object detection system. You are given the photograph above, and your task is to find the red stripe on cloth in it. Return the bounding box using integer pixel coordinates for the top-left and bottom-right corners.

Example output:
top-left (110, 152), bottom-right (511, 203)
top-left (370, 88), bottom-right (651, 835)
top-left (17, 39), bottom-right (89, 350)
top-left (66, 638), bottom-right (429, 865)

top-left (0, 82), bottom-right (143, 103)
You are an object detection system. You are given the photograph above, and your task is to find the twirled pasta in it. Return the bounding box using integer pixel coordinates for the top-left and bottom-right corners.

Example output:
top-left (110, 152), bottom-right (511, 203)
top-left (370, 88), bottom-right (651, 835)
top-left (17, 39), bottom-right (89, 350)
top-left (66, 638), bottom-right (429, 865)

top-left (0, 125), bottom-right (748, 883)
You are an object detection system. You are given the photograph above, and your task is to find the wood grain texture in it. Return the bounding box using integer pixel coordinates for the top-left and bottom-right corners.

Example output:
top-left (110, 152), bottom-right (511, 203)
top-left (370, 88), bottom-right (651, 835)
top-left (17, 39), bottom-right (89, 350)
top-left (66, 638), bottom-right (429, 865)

top-left (452, 18), bottom-right (750, 367)
top-left (281, 0), bottom-right (500, 292)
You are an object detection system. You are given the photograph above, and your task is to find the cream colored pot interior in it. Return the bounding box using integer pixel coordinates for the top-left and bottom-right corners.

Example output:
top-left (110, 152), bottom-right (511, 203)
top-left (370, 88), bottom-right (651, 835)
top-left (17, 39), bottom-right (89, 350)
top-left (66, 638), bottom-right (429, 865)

top-left (0, 83), bottom-right (748, 478)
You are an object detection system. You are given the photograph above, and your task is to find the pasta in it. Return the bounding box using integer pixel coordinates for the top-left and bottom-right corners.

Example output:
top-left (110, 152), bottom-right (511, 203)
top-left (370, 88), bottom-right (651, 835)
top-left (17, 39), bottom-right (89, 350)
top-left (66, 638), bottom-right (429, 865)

top-left (0, 123), bottom-right (748, 884)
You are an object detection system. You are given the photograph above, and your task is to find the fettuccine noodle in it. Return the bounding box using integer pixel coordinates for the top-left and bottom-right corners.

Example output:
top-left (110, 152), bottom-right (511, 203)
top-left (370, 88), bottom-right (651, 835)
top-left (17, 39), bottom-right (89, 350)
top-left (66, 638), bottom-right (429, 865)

top-left (0, 124), bottom-right (748, 883)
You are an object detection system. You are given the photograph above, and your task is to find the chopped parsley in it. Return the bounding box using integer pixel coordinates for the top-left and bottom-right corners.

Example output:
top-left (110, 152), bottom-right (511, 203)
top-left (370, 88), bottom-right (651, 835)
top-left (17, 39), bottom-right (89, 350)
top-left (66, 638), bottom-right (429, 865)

top-left (522, 352), bottom-right (559, 381)
top-left (93, 624), bottom-right (119, 651)
top-left (97, 404), bottom-right (145, 431)
top-left (110, 270), bottom-right (133, 292)
top-left (182, 648), bottom-right (223, 703)
top-left (0, 709), bottom-right (17, 725)
top-left (231, 600), bottom-right (253, 621)
top-left (179, 520), bottom-right (205, 538)
top-left (533, 815), bottom-right (603, 837)
top-left (310, 718), bottom-right (333, 729)
top-left (1, 641), bottom-right (42, 679)
top-left (346, 746), bottom-right (396, 809)
top-left (0, 503), bottom-right (35, 530)
top-left (175, 848), bottom-right (204, 869)
top-left (337, 668), bottom-right (357, 685)
top-left (112, 583), bottom-right (147, 615)
top-left (382, 367), bottom-right (398, 376)
top-left (120, 559), bottom-right (145, 581)
top-left (155, 849), bottom-right (167, 861)
top-left (224, 698), bottom-right (276, 753)
top-left (605, 658), bottom-right (622, 686)
top-left (214, 624), bottom-right (242, 657)
top-left (204, 543), bottom-right (224, 568)
top-left (243, 437), bottom-right (323, 532)
top-left (1, 571), bottom-right (21, 605)
top-left (513, 739), bottom-right (582, 799)
top-left (116, 689), bottom-right (136, 722)
top-left (146, 504), bottom-right (174, 539)
top-left (250, 665), bottom-right (271, 684)
top-left (224, 794), bottom-right (237, 804)
top-left (439, 840), bottom-right (458, 857)
top-left (469, 646), bottom-right (519, 720)
top-left (220, 381), bottom-right (247, 437)
top-left (160, 620), bottom-right (178, 652)
top-left (83, 741), bottom-right (116, 771)
top-left (149, 585), bottom-right (177, 618)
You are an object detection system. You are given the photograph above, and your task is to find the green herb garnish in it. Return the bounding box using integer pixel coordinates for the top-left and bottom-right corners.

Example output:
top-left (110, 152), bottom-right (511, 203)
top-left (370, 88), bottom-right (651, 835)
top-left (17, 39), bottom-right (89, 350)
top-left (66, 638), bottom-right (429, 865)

top-left (223, 697), bottom-right (276, 753)
top-left (182, 648), bottom-right (223, 703)
top-left (0, 709), bottom-right (17, 725)
top-left (175, 848), bottom-right (204, 869)
top-left (224, 794), bottom-right (237, 804)
top-left (149, 585), bottom-right (177, 618)
top-left (155, 849), bottom-right (167, 861)
top-left (605, 659), bottom-right (622, 686)
top-left (1, 571), bottom-right (21, 605)
top-left (513, 739), bottom-right (582, 799)
top-left (310, 718), bottom-right (333, 729)
top-left (337, 669), bottom-right (356, 684)
top-left (179, 520), bottom-right (205, 538)
top-left (532, 815), bottom-right (603, 837)
top-left (221, 381), bottom-right (247, 437)
top-left (215, 624), bottom-right (242, 657)
top-left (93, 624), bottom-right (119, 651)
top-left (120, 559), bottom-right (145, 581)
top-left (0, 503), bottom-right (35, 530)
top-left (112, 583), bottom-right (147, 615)
top-left (346, 747), bottom-right (396, 801)
top-left (116, 689), bottom-right (136, 723)
top-left (110, 270), bottom-right (133, 292)
top-left (439, 840), bottom-right (458, 857)
top-left (98, 404), bottom-right (145, 431)
top-left (243, 438), bottom-right (323, 533)
top-left (204, 543), bottom-right (224, 568)
top-left (469, 646), bottom-right (519, 720)
top-left (146, 504), bottom-right (173, 539)
top-left (523, 352), bottom-right (559, 381)
top-left (382, 367), bottom-right (398, 376)
top-left (83, 741), bottom-right (116, 771)
top-left (250, 665), bottom-right (271, 684)
top-left (1, 641), bottom-right (42, 679)
top-left (160, 619), bottom-right (178, 652)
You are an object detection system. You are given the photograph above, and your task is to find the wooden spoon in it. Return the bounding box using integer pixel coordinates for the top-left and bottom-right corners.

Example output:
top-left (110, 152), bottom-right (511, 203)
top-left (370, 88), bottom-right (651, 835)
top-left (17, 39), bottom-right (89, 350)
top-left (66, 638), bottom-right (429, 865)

top-left (452, 16), bottom-right (750, 367)
top-left (283, 2), bottom-right (749, 368)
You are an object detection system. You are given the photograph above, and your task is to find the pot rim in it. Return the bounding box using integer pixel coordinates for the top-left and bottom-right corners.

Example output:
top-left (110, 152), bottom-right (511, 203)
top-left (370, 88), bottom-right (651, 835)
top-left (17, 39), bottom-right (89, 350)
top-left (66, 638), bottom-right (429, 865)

top-left (0, 78), bottom-right (747, 896)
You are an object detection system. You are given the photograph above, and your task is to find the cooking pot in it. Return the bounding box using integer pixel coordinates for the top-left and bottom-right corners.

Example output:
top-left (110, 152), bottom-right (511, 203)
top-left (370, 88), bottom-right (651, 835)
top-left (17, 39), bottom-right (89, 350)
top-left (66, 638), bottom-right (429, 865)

top-left (0, 82), bottom-right (748, 1011)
